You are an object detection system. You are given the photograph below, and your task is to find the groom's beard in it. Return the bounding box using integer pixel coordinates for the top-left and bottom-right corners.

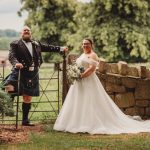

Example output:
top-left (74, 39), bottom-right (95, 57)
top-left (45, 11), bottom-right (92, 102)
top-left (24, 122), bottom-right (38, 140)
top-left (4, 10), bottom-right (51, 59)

top-left (22, 34), bottom-right (32, 42)
top-left (23, 38), bottom-right (32, 42)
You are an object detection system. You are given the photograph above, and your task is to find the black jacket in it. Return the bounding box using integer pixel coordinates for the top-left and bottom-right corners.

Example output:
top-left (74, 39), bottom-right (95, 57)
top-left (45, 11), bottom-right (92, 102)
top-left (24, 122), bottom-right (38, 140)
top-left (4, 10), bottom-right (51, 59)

top-left (9, 39), bottom-right (62, 69)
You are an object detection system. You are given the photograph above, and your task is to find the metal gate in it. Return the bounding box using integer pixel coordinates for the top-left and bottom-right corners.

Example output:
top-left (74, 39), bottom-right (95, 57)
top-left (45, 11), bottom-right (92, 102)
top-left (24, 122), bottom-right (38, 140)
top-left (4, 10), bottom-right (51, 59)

top-left (0, 61), bottom-right (64, 127)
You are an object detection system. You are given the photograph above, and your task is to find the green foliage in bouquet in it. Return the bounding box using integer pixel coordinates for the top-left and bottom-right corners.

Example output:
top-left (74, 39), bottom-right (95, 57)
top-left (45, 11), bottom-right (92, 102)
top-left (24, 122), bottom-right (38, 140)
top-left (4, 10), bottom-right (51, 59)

top-left (67, 63), bottom-right (84, 84)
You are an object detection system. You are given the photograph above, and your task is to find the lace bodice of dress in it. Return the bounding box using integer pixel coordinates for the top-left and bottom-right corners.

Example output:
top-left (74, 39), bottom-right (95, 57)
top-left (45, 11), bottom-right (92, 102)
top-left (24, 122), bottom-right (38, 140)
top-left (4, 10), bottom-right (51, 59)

top-left (76, 54), bottom-right (99, 69)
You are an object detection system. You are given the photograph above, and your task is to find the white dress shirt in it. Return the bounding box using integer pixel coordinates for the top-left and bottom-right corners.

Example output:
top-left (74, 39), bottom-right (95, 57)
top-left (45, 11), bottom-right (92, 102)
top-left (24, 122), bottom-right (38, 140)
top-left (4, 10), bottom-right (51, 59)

top-left (22, 40), bottom-right (33, 56)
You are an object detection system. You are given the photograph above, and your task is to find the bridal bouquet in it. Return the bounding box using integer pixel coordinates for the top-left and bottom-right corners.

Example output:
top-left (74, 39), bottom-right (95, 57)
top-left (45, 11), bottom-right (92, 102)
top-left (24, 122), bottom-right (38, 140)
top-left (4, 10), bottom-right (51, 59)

top-left (67, 63), bottom-right (84, 84)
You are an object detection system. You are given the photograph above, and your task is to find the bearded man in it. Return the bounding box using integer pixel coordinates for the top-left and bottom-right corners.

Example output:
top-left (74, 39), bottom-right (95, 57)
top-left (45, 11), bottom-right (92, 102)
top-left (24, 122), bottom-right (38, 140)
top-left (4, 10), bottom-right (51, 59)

top-left (4, 26), bottom-right (67, 126)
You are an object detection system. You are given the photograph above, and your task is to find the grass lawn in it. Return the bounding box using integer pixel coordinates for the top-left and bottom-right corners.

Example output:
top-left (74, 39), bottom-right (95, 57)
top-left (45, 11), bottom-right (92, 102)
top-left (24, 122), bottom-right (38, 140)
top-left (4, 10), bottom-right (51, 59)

top-left (1, 124), bottom-right (150, 150)
top-left (1, 61), bottom-right (150, 149)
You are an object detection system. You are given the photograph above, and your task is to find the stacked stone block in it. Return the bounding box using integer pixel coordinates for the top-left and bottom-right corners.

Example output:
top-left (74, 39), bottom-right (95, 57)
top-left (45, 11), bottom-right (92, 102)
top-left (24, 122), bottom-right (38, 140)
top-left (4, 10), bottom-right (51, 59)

top-left (98, 59), bottom-right (150, 118)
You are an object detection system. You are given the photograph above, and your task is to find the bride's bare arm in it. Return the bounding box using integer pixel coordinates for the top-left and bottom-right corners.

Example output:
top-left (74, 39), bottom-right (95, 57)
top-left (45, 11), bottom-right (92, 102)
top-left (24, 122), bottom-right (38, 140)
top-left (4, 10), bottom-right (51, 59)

top-left (80, 53), bottom-right (99, 78)
top-left (80, 65), bottom-right (96, 78)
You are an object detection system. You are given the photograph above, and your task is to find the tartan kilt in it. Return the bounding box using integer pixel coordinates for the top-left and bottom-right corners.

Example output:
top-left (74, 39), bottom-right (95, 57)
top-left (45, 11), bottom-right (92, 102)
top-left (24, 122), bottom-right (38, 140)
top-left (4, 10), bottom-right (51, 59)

top-left (3, 68), bottom-right (40, 96)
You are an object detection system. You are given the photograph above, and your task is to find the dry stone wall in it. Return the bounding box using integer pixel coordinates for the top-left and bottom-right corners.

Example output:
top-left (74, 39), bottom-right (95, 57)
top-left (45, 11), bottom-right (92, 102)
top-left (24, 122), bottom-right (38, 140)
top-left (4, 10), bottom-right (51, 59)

top-left (98, 59), bottom-right (150, 118)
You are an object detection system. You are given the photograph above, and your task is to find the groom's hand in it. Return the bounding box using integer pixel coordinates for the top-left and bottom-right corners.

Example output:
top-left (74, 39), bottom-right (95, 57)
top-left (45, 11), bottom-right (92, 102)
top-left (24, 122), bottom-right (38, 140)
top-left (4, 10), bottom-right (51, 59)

top-left (15, 63), bottom-right (23, 69)
top-left (60, 46), bottom-right (68, 52)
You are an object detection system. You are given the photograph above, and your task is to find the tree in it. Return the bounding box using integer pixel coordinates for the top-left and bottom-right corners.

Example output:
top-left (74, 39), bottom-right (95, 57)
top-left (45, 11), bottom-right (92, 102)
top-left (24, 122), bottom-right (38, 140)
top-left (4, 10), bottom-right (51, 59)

top-left (0, 30), bottom-right (19, 50)
top-left (19, 0), bottom-right (78, 62)
top-left (69, 0), bottom-right (150, 62)
top-left (65, 1), bottom-right (92, 55)
top-left (19, 0), bottom-right (150, 62)
top-left (0, 29), bottom-right (19, 37)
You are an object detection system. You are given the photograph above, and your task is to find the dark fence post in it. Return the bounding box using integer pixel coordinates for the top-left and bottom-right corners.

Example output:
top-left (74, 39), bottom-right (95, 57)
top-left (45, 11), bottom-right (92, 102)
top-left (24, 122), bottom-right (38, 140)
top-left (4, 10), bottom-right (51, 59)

top-left (16, 69), bottom-right (21, 129)
top-left (1, 60), bottom-right (6, 79)
top-left (62, 53), bottom-right (67, 104)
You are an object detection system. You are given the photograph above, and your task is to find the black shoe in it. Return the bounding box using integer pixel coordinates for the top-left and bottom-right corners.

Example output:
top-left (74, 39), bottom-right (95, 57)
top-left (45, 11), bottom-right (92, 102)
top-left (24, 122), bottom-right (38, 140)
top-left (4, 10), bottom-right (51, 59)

top-left (22, 120), bottom-right (35, 126)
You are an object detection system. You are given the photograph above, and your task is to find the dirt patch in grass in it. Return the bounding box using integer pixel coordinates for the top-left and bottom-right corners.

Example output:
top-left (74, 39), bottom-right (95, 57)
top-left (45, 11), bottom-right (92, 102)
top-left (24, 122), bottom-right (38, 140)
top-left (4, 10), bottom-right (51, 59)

top-left (0, 124), bottom-right (44, 144)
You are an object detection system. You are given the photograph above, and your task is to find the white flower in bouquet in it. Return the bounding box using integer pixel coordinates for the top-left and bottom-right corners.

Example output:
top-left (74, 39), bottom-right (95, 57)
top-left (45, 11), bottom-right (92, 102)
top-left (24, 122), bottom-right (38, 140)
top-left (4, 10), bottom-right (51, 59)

top-left (67, 63), bottom-right (84, 84)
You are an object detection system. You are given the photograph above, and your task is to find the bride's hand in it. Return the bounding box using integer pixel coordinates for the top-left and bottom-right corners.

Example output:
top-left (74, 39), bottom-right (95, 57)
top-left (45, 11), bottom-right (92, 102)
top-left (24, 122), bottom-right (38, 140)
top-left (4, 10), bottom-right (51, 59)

top-left (80, 73), bottom-right (84, 78)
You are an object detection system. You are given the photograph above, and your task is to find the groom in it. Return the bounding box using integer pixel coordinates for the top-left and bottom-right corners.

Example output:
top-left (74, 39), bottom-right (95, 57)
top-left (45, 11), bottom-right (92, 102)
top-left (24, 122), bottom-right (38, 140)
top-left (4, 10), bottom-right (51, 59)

top-left (4, 25), bottom-right (68, 126)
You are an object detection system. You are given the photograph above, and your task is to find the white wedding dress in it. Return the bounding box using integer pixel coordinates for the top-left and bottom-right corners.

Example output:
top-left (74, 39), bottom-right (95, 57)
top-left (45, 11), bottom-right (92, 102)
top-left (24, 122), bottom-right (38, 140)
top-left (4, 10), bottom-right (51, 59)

top-left (54, 54), bottom-right (150, 134)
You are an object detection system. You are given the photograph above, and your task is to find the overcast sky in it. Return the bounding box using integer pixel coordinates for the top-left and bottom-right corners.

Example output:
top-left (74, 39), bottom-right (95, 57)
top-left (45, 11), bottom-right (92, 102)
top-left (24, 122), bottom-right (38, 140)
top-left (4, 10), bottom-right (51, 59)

top-left (0, 0), bottom-right (90, 32)
top-left (0, 0), bottom-right (27, 31)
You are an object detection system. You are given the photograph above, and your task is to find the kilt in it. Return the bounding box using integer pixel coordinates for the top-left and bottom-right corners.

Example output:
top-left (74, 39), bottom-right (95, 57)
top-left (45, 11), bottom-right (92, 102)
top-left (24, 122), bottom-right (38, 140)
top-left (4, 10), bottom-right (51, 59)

top-left (3, 68), bottom-right (39, 96)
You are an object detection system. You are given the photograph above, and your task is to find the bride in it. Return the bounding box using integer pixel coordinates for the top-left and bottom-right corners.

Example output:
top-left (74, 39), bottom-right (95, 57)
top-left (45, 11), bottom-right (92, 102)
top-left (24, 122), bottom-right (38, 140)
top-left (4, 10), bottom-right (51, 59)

top-left (53, 38), bottom-right (150, 134)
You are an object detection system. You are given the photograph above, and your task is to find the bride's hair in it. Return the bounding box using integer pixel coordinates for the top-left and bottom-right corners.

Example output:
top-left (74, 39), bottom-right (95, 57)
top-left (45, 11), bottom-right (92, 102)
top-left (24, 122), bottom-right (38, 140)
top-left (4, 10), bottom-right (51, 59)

top-left (84, 38), bottom-right (93, 46)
